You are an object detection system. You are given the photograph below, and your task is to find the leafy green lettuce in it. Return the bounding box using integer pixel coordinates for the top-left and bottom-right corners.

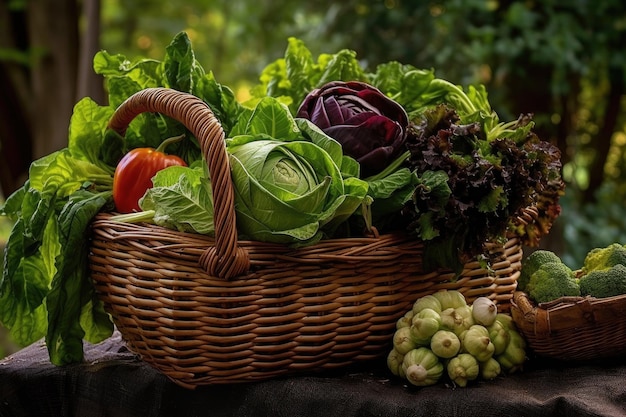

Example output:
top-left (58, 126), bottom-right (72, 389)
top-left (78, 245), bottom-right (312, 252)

top-left (250, 37), bottom-right (367, 114)
top-left (0, 153), bottom-right (114, 362)
top-left (139, 164), bottom-right (215, 235)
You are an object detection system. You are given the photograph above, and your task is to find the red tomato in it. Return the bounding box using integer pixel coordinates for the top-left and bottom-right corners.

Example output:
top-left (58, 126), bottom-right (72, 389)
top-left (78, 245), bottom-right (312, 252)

top-left (112, 135), bottom-right (187, 213)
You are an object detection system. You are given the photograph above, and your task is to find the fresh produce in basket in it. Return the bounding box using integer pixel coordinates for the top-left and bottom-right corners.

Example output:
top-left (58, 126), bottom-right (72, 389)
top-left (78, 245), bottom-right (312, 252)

top-left (388, 290), bottom-right (526, 387)
top-left (578, 243), bottom-right (626, 298)
top-left (112, 134), bottom-right (188, 213)
top-left (517, 249), bottom-right (563, 290)
top-left (0, 31), bottom-right (560, 367)
top-left (512, 243), bottom-right (626, 362)
top-left (519, 243), bottom-right (626, 303)
top-left (523, 259), bottom-right (579, 304)
top-left (296, 80), bottom-right (410, 178)
top-left (581, 242), bottom-right (626, 274)
top-left (579, 265), bottom-right (626, 298)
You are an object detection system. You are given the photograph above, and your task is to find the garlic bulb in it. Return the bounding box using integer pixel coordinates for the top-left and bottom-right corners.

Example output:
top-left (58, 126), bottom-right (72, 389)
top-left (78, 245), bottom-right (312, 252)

top-left (471, 296), bottom-right (498, 326)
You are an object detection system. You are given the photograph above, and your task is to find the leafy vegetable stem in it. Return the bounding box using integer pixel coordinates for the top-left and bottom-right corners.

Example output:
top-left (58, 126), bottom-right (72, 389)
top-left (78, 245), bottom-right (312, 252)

top-left (90, 174), bottom-right (114, 185)
top-left (487, 120), bottom-right (521, 142)
top-left (156, 133), bottom-right (186, 153)
top-left (92, 184), bottom-right (113, 192)
top-left (365, 150), bottom-right (411, 182)
top-left (430, 79), bottom-right (477, 115)
top-left (109, 210), bottom-right (156, 224)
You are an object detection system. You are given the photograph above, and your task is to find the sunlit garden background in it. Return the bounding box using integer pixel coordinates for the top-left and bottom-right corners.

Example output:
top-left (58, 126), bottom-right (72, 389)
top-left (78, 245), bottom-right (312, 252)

top-left (1, 0), bottom-right (625, 356)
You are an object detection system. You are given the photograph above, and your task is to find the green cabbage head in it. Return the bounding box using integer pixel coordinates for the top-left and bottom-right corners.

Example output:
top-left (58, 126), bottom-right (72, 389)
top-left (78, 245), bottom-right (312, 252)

top-left (227, 131), bottom-right (368, 245)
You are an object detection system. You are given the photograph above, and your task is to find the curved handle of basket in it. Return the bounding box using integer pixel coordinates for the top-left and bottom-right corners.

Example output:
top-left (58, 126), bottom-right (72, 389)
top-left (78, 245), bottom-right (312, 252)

top-left (107, 87), bottom-right (250, 279)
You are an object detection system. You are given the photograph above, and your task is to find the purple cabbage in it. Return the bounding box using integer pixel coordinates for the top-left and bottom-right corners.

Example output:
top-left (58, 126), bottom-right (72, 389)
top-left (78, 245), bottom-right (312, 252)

top-left (296, 81), bottom-right (409, 178)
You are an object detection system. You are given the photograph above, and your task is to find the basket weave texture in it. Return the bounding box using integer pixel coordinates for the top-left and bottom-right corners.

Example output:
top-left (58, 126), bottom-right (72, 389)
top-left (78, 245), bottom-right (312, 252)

top-left (90, 87), bottom-right (524, 388)
top-left (511, 291), bottom-right (626, 361)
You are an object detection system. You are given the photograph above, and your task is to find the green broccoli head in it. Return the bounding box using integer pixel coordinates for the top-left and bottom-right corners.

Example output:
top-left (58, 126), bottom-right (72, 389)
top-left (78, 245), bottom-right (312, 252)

top-left (582, 243), bottom-right (626, 274)
top-left (579, 264), bottom-right (626, 298)
top-left (518, 250), bottom-right (562, 291)
top-left (526, 261), bottom-right (580, 304)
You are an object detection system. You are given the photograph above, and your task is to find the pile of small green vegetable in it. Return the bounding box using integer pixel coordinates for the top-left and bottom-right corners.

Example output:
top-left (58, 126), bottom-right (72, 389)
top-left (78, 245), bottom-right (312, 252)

top-left (519, 243), bottom-right (626, 304)
top-left (0, 32), bottom-right (561, 366)
top-left (387, 290), bottom-right (526, 387)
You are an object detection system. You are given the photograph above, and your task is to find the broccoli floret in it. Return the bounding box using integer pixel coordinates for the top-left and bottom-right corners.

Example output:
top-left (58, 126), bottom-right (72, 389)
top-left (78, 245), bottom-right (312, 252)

top-left (526, 261), bottom-right (580, 304)
top-left (582, 243), bottom-right (626, 274)
top-left (518, 250), bottom-right (562, 291)
top-left (579, 264), bottom-right (626, 298)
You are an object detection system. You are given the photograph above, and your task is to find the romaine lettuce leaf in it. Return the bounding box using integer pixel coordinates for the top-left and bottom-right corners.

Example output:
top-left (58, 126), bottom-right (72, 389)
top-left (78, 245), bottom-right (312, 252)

top-left (140, 165), bottom-right (215, 235)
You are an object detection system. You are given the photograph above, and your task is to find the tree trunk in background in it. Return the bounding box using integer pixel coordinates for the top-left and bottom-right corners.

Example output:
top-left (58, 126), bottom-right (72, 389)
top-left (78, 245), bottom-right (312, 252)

top-left (77, 0), bottom-right (105, 105)
top-left (27, 0), bottom-right (79, 159)
top-left (0, 3), bottom-right (33, 196)
top-left (0, 0), bottom-right (103, 198)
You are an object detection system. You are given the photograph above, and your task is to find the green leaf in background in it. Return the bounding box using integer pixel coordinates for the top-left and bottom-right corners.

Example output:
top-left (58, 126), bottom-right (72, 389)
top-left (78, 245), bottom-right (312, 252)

top-left (104, 76), bottom-right (146, 109)
top-left (252, 37), bottom-right (367, 114)
top-left (283, 36), bottom-right (319, 106)
top-left (315, 48), bottom-right (366, 87)
top-left (245, 97), bottom-right (300, 140)
top-left (68, 97), bottom-right (115, 171)
top-left (94, 51), bottom-right (162, 109)
top-left (194, 72), bottom-right (243, 136)
top-left (140, 165), bottom-right (215, 235)
top-left (369, 63), bottom-right (435, 113)
top-left (93, 51), bottom-right (161, 88)
top-left (164, 31), bottom-right (205, 93)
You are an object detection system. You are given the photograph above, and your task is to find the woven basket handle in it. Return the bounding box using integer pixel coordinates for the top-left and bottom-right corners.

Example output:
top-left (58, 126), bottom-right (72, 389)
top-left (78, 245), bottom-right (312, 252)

top-left (107, 87), bottom-right (250, 279)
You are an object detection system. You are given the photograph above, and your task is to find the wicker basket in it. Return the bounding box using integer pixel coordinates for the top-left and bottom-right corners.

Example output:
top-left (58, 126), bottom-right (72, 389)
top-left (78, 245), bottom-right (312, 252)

top-left (511, 291), bottom-right (626, 361)
top-left (89, 87), bottom-right (524, 388)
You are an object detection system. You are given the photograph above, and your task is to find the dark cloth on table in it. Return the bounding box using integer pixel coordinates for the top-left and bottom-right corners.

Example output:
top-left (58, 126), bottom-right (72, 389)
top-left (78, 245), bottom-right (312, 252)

top-left (1, 331), bottom-right (625, 417)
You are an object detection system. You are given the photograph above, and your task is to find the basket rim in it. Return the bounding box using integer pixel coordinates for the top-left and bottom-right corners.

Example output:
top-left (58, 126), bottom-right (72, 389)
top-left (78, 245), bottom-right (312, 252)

top-left (511, 290), bottom-right (626, 335)
top-left (512, 289), bottom-right (626, 311)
